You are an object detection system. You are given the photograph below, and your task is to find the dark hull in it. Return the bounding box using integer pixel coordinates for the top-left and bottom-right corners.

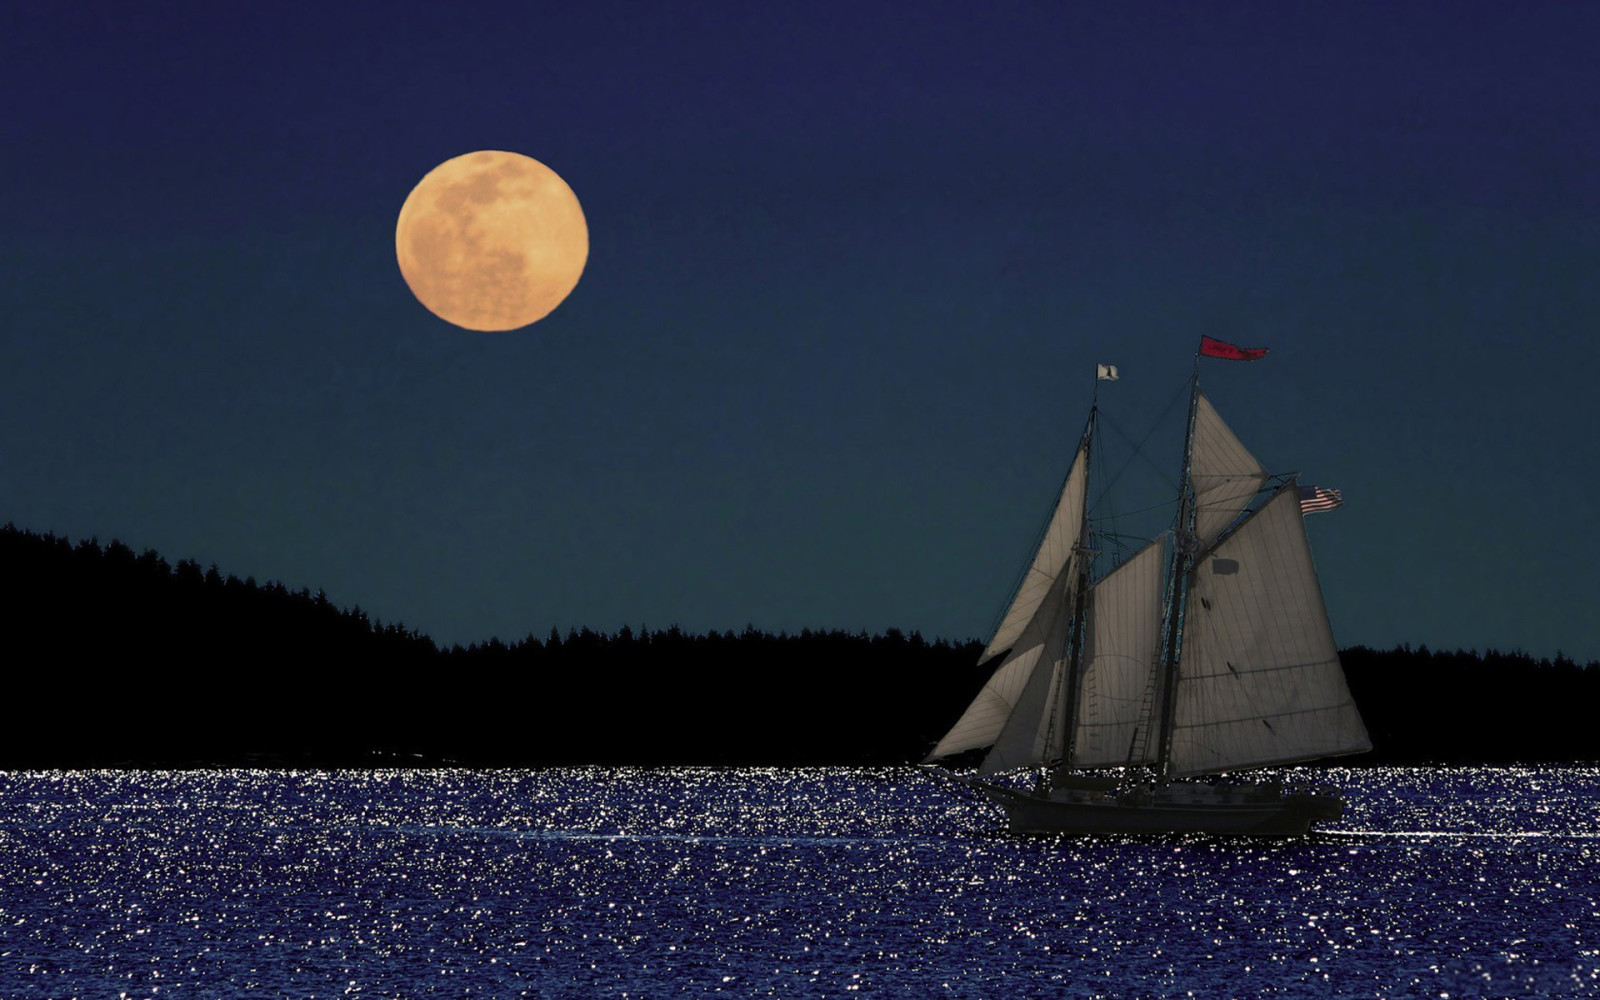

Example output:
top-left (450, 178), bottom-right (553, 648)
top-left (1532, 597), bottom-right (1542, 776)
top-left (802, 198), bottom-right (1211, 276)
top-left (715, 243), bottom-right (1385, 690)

top-left (958, 777), bottom-right (1343, 837)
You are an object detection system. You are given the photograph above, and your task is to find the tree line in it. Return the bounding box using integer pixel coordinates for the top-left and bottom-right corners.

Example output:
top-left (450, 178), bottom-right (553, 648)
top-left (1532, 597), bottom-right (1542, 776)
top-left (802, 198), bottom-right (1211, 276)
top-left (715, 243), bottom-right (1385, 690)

top-left (2, 523), bottom-right (1595, 768)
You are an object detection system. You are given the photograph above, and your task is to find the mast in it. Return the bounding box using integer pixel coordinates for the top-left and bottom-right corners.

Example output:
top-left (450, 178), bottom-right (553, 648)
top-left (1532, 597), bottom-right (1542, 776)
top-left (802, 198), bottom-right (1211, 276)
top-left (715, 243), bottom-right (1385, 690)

top-left (1153, 355), bottom-right (1201, 781)
top-left (1037, 397), bottom-right (1095, 788)
top-left (1048, 393), bottom-right (1097, 784)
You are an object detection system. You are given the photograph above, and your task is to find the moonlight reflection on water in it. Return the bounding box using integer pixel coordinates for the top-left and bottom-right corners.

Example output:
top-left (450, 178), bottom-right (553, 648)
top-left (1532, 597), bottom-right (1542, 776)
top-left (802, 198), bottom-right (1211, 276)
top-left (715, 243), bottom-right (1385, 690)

top-left (0, 767), bottom-right (1596, 997)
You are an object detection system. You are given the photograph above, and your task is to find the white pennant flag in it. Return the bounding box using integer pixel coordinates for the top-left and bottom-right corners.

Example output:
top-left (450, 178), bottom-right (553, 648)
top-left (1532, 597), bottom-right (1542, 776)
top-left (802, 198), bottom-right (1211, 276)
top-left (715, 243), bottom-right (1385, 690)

top-left (1096, 363), bottom-right (1119, 381)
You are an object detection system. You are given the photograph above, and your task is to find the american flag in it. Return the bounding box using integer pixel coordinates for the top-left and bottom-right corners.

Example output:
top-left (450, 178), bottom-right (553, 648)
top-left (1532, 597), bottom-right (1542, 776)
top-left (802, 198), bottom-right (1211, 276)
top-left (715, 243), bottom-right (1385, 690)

top-left (1298, 486), bottom-right (1344, 514)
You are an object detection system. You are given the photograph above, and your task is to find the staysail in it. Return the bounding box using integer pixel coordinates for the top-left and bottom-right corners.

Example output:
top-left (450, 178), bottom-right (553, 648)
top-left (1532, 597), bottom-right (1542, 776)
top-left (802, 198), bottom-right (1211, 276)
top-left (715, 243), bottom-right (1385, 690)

top-left (1189, 393), bottom-right (1269, 548)
top-left (1165, 484), bottom-right (1371, 776)
top-left (1069, 538), bottom-right (1167, 768)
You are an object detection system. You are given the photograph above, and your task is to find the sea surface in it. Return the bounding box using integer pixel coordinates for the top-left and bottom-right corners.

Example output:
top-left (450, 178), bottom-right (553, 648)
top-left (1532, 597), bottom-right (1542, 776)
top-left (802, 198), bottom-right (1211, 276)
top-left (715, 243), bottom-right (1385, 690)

top-left (1, 766), bottom-right (1597, 997)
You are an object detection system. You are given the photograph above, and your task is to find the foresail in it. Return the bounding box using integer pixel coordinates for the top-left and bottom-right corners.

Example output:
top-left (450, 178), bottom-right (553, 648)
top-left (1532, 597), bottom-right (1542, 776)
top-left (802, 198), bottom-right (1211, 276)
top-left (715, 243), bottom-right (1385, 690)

top-left (1190, 393), bottom-right (1270, 548)
top-left (925, 567), bottom-right (1075, 761)
top-left (1167, 486), bottom-right (1371, 777)
top-left (1070, 538), bottom-right (1166, 769)
top-left (978, 632), bottom-right (1065, 774)
top-left (978, 443), bottom-right (1089, 665)
top-left (979, 570), bottom-right (1076, 774)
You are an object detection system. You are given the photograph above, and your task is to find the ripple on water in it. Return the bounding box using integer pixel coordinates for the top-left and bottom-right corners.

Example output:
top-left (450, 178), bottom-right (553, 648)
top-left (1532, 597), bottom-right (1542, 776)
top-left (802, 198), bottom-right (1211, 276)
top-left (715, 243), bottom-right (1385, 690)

top-left (0, 766), bottom-right (1597, 997)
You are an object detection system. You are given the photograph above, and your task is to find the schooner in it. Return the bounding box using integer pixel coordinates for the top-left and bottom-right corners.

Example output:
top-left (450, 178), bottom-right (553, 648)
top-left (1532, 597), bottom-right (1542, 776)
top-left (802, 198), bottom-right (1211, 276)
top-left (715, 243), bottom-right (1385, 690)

top-left (925, 340), bottom-right (1370, 835)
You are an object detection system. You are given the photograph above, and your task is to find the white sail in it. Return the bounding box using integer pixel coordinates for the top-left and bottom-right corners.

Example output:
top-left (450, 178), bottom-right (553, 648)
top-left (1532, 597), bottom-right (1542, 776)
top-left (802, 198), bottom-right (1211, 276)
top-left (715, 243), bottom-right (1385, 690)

top-left (1190, 393), bottom-right (1269, 548)
top-left (979, 574), bottom-right (1076, 774)
top-left (978, 443), bottom-right (1089, 665)
top-left (1166, 486), bottom-right (1371, 777)
top-left (1070, 538), bottom-right (1166, 768)
top-left (925, 565), bottom-right (1075, 761)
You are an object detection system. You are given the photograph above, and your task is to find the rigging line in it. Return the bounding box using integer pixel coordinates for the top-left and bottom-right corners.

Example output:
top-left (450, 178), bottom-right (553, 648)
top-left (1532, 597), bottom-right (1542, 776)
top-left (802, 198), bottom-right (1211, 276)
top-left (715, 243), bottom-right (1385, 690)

top-left (1093, 499), bottom-right (1178, 521)
top-left (1089, 375), bottom-right (1190, 618)
top-left (1095, 526), bottom-right (1165, 542)
top-left (1097, 414), bottom-right (1176, 494)
top-left (1090, 375), bottom-right (1191, 506)
top-left (1093, 534), bottom-right (1161, 562)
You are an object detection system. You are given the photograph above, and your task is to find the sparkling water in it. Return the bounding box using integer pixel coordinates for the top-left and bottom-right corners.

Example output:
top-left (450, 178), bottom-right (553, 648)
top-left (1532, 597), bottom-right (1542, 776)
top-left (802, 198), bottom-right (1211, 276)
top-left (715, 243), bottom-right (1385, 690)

top-left (2, 766), bottom-right (1597, 997)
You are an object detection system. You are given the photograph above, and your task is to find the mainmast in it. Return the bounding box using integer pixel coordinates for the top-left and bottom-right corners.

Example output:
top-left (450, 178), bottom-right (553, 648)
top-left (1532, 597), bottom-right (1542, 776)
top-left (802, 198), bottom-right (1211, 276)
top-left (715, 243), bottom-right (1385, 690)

top-left (1152, 355), bottom-right (1202, 781)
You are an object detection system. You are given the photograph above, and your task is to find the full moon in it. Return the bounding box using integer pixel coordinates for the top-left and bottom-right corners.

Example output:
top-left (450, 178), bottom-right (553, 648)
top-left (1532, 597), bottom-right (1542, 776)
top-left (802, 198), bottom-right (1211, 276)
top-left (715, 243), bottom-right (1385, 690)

top-left (395, 150), bottom-right (588, 331)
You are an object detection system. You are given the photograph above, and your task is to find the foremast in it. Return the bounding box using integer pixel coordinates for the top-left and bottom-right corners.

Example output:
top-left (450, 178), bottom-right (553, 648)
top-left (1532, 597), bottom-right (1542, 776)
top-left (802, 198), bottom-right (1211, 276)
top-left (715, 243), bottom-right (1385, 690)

top-left (1040, 383), bottom-right (1100, 791)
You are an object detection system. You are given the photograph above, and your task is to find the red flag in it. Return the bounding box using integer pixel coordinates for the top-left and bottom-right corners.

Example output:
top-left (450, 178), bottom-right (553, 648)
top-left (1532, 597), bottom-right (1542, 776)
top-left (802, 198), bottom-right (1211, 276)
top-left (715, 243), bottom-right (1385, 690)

top-left (1199, 336), bottom-right (1269, 361)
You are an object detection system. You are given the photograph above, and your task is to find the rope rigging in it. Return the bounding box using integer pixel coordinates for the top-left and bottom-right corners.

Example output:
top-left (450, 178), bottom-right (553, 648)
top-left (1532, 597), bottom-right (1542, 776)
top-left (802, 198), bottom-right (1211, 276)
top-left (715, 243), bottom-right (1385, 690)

top-left (1086, 374), bottom-right (1191, 573)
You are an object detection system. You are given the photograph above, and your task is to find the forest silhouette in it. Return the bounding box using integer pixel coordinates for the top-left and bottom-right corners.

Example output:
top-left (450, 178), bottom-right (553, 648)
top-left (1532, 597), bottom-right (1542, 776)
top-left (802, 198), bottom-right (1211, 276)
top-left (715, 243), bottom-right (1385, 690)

top-left (4, 523), bottom-right (1596, 768)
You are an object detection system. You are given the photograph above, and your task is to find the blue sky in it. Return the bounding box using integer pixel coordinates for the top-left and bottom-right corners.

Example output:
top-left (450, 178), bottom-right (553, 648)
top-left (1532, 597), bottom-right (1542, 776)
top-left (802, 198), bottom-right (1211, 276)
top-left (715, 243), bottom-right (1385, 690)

top-left (3, 2), bottom-right (1597, 658)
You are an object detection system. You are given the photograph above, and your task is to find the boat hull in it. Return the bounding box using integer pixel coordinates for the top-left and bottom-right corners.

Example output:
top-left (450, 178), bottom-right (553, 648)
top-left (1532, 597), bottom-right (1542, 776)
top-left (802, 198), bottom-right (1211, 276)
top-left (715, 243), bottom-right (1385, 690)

top-left (960, 777), bottom-right (1343, 837)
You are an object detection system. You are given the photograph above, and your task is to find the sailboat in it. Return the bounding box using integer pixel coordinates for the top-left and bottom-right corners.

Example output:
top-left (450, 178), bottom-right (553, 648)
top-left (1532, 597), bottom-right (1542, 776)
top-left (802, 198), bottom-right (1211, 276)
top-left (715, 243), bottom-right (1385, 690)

top-left (925, 341), bottom-right (1370, 835)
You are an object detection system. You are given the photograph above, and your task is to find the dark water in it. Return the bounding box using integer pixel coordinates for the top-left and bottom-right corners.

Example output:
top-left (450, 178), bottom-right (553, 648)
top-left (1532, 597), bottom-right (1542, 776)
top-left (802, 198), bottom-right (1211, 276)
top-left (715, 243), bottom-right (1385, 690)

top-left (1, 767), bottom-right (1597, 997)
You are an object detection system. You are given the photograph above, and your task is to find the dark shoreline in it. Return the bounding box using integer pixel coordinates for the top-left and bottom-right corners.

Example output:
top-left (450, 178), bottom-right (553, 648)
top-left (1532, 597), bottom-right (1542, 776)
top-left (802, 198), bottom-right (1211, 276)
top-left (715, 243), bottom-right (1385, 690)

top-left (6, 523), bottom-right (1597, 770)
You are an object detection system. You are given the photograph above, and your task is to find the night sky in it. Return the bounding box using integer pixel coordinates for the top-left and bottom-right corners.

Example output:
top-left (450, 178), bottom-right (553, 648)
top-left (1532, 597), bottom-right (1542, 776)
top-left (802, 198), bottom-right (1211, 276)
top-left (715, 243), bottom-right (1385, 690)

top-left (5, 2), bottom-right (1597, 659)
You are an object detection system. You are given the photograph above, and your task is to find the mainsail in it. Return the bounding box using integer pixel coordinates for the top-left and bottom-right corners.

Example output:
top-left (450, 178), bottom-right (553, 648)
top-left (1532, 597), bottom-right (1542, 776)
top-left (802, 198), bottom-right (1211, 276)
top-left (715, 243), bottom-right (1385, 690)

top-left (1165, 485), bottom-right (1372, 776)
